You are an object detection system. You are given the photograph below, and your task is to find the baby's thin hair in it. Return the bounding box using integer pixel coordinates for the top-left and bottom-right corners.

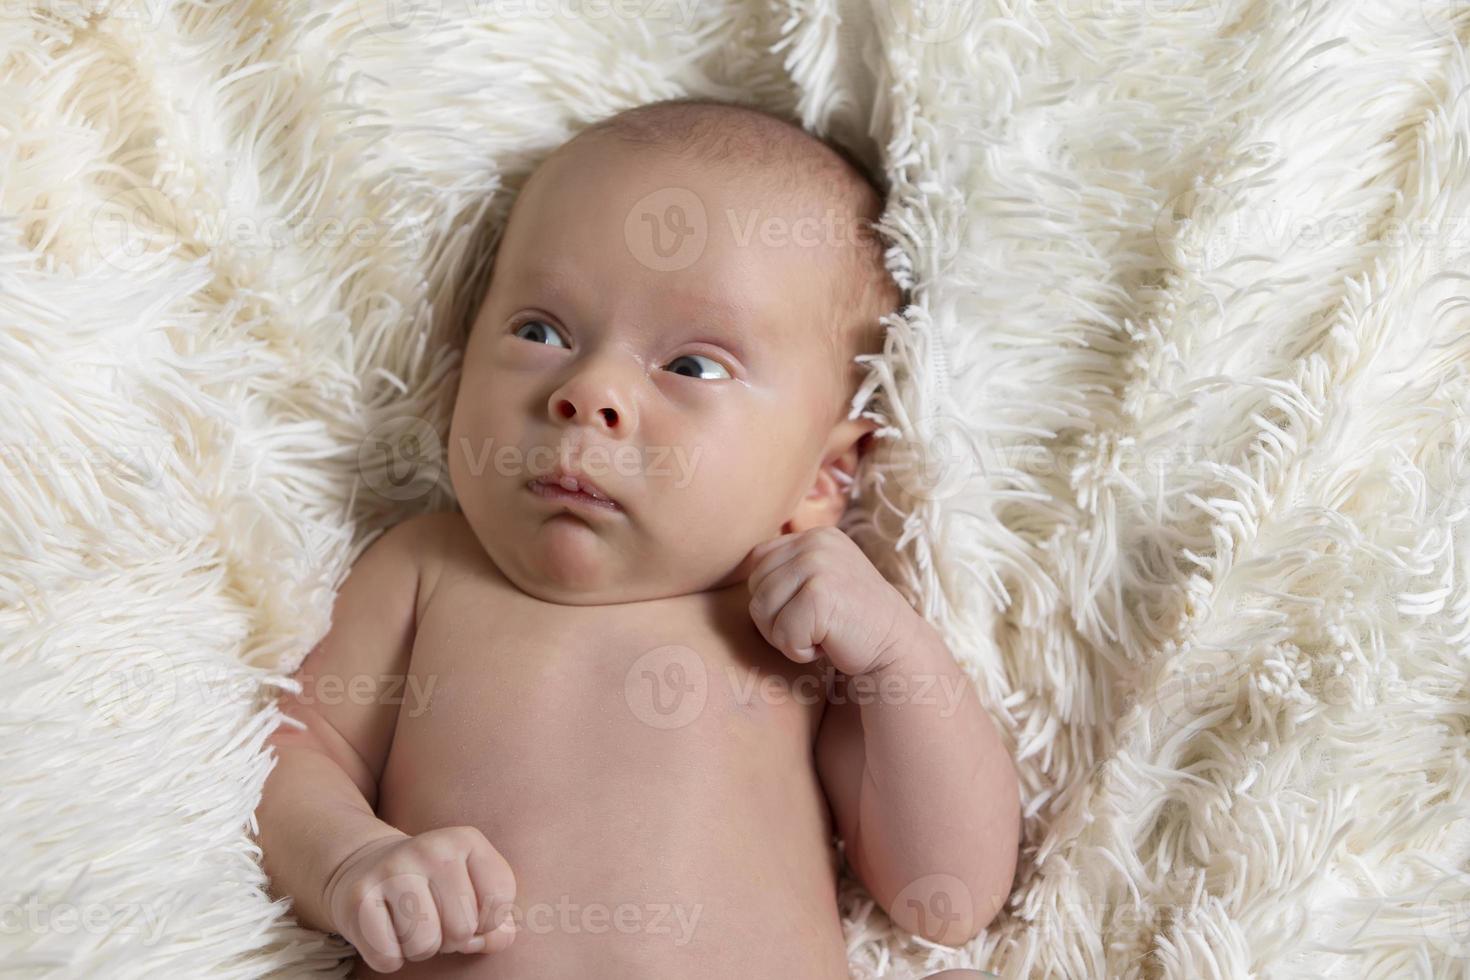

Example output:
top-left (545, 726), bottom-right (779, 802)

top-left (576, 96), bottom-right (892, 203)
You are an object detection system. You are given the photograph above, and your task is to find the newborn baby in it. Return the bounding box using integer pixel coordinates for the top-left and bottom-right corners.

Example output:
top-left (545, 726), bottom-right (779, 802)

top-left (254, 98), bottom-right (1019, 979)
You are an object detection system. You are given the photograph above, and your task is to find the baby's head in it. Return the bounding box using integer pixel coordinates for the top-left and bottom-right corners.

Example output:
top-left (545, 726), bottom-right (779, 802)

top-left (450, 98), bottom-right (901, 604)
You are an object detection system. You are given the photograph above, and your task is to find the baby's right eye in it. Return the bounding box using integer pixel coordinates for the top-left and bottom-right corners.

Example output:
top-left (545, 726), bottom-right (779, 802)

top-left (512, 319), bottom-right (570, 349)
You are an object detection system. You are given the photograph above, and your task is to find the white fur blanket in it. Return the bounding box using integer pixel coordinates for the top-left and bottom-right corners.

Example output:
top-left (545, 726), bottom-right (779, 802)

top-left (3, 1), bottom-right (1468, 977)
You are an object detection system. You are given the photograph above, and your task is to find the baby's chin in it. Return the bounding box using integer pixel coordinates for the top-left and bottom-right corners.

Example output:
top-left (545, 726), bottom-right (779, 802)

top-left (518, 516), bottom-right (626, 602)
top-left (488, 516), bottom-right (726, 605)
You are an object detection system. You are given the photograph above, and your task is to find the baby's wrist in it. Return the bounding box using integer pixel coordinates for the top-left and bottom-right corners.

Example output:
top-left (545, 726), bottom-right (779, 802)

top-left (320, 826), bottom-right (410, 932)
top-left (863, 603), bottom-right (944, 679)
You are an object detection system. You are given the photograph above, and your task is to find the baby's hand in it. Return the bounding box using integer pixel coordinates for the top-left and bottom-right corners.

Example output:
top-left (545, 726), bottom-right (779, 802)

top-left (323, 826), bottom-right (517, 972)
top-left (746, 526), bottom-right (920, 677)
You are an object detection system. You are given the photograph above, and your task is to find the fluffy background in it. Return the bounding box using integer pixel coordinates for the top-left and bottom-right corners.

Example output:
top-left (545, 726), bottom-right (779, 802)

top-left (2, 0), bottom-right (1468, 977)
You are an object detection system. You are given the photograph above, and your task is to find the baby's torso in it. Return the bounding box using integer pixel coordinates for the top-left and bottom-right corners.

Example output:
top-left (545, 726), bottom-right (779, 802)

top-left (359, 513), bottom-right (851, 980)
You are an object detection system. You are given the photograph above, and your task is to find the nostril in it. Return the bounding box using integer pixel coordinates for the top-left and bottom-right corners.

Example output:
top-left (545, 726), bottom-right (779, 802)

top-left (556, 400), bottom-right (576, 420)
top-left (599, 408), bottom-right (618, 427)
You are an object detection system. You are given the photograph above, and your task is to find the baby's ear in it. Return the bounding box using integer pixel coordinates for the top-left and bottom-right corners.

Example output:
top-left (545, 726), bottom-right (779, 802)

top-left (782, 415), bottom-right (877, 533)
top-left (827, 416), bottom-right (876, 490)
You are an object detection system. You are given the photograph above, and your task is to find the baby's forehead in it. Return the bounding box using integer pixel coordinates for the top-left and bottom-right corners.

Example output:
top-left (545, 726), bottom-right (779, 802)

top-left (519, 141), bottom-right (871, 292)
top-left (502, 104), bottom-right (896, 374)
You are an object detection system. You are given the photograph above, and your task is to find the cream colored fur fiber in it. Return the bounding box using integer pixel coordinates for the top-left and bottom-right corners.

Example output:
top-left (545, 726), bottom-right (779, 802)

top-left (2, 0), bottom-right (1468, 977)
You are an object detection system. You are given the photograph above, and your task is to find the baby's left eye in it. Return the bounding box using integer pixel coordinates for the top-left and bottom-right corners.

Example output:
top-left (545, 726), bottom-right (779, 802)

top-left (663, 354), bottom-right (731, 380)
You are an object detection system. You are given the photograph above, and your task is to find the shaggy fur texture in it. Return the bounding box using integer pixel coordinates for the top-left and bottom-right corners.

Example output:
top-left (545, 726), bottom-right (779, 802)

top-left (2, 0), bottom-right (1468, 977)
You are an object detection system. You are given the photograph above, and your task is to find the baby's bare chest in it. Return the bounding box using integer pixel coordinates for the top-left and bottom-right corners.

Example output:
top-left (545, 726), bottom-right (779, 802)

top-left (377, 570), bottom-right (832, 846)
top-left (369, 569), bottom-right (850, 976)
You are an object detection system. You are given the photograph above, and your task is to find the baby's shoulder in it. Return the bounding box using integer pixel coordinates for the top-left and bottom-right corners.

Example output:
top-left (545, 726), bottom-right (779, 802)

top-left (392, 508), bottom-right (470, 547)
top-left (387, 509), bottom-right (491, 623)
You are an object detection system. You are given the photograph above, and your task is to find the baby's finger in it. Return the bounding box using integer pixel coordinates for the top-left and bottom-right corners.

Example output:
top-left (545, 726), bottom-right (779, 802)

top-left (465, 840), bottom-right (518, 951)
top-left (385, 875), bottom-right (441, 962)
top-left (767, 583), bottom-right (823, 663)
top-left (749, 560), bottom-right (808, 641)
top-left (744, 533), bottom-right (801, 588)
top-left (352, 888), bottom-right (406, 974)
top-left (433, 861), bottom-right (481, 953)
top-left (746, 537), bottom-right (806, 597)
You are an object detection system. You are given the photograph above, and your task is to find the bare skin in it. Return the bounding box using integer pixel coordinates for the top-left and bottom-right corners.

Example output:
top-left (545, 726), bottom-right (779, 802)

top-left (253, 109), bottom-right (1020, 978)
top-left (354, 510), bottom-right (849, 978)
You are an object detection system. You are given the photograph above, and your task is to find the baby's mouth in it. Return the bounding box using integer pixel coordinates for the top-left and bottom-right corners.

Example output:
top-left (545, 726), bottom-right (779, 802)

top-left (525, 473), bottom-right (622, 512)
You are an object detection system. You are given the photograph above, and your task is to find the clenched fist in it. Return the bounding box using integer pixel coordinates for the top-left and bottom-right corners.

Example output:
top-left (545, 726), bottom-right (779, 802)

top-left (324, 826), bottom-right (517, 973)
top-left (746, 525), bottom-right (922, 677)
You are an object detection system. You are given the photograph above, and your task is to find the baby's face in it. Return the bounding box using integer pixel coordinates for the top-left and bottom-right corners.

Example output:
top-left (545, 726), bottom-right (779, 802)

top-left (449, 137), bottom-right (866, 604)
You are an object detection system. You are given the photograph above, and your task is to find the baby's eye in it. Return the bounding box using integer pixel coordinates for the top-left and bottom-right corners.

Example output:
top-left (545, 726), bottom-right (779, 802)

top-left (663, 354), bottom-right (730, 380)
top-left (513, 319), bottom-right (569, 349)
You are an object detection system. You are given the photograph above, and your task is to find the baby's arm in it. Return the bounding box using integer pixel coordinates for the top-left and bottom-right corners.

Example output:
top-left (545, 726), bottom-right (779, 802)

top-left (253, 516), bottom-right (426, 933)
top-left (745, 526), bottom-right (1020, 946)
top-left (814, 623), bottom-right (1019, 945)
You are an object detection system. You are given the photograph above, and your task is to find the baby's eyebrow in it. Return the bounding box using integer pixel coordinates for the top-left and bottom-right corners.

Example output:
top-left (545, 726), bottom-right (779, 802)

top-left (520, 263), bottom-right (590, 309)
top-left (664, 292), bottom-right (764, 359)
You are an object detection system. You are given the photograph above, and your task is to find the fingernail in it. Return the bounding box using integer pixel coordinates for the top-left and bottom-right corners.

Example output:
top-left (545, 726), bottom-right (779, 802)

top-left (463, 936), bottom-right (486, 953)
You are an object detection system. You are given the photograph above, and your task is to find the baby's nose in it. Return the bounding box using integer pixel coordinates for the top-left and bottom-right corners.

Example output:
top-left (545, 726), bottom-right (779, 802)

top-left (554, 398), bottom-right (620, 429)
top-left (547, 355), bottom-right (638, 433)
